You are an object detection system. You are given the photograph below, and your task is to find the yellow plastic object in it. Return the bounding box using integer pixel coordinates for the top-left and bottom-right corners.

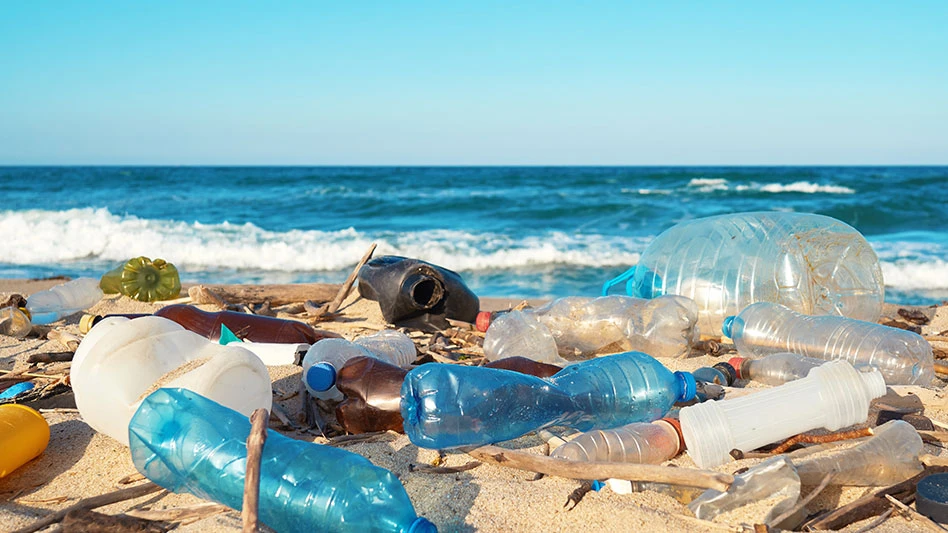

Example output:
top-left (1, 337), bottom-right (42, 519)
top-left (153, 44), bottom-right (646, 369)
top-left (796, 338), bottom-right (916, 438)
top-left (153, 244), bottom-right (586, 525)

top-left (100, 256), bottom-right (181, 302)
top-left (0, 404), bottom-right (50, 478)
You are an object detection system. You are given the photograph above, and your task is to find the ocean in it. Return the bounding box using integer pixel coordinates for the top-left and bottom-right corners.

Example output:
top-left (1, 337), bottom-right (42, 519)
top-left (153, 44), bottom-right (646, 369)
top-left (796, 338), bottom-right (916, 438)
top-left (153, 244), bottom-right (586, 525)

top-left (0, 166), bottom-right (945, 305)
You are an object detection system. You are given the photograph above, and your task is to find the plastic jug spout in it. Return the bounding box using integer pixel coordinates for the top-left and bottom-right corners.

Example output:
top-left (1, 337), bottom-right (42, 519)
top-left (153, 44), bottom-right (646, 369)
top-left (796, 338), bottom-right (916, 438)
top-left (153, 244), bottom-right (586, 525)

top-left (403, 273), bottom-right (445, 311)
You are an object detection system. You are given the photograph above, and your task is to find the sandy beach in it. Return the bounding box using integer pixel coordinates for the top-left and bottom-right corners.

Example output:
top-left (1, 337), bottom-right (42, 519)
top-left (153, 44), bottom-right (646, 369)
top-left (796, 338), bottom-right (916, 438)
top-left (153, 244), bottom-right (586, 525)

top-left (2, 278), bottom-right (948, 533)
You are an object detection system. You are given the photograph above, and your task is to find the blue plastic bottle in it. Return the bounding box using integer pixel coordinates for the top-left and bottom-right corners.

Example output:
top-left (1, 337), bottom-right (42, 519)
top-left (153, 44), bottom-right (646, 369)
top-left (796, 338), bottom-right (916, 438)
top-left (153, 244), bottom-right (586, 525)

top-left (401, 351), bottom-right (697, 449)
top-left (129, 388), bottom-right (436, 533)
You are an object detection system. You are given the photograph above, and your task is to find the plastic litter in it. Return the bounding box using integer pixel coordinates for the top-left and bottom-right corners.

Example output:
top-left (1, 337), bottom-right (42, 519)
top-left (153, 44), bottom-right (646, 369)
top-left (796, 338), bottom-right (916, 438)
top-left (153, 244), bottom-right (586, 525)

top-left (0, 404), bottom-right (50, 478)
top-left (692, 362), bottom-right (737, 387)
top-left (606, 211), bottom-right (884, 335)
top-left (550, 419), bottom-right (682, 463)
top-left (302, 330), bottom-right (416, 401)
top-left (481, 295), bottom-right (699, 364)
top-left (217, 324), bottom-right (309, 366)
top-left (401, 351), bottom-right (697, 449)
top-left (71, 316), bottom-right (272, 445)
top-left (100, 256), bottom-right (181, 302)
top-left (357, 256), bottom-right (479, 331)
top-left (729, 352), bottom-right (832, 386)
top-left (689, 456), bottom-right (802, 526)
top-left (0, 381), bottom-right (35, 400)
top-left (916, 473), bottom-right (948, 524)
top-left (0, 306), bottom-right (32, 338)
top-left (725, 302), bottom-right (934, 386)
top-left (129, 388), bottom-right (436, 533)
top-left (679, 360), bottom-right (886, 468)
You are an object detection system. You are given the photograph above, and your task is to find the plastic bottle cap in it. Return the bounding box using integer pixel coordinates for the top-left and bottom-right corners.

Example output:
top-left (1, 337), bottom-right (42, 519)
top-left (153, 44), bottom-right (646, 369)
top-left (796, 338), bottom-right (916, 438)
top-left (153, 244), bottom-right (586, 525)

top-left (79, 314), bottom-right (98, 334)
top-left (722, 316), bottom-right (735, 337)
top-left (407, 517), bottom-right (438, 533)
top-left (305, 363), bottom-right (337, 392)
top-left (728, 357), bottom-right (746, 379)
top-left (475, 311), bottom-right (492, 332)
top-left (658, 417), bottom-right (685, 453)
top-left (916, 473), bottom-right (948, 523)
top-left (675, 371), bottom-right (697, 402)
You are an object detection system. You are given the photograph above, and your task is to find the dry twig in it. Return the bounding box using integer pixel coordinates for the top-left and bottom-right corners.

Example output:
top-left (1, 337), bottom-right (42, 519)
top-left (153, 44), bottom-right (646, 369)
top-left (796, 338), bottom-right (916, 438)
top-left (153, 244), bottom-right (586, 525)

top-left (11, 482), bottom-right (165, 533)
top-left (242, 408), bottom-right (269, 533)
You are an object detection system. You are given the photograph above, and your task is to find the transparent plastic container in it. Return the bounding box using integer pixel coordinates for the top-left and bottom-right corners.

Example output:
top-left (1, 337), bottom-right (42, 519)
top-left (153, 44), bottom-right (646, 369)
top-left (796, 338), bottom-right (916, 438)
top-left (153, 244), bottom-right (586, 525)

top-left (26, 277), bottom-right (103, 324)
top-left (689, 456), bottom-right (801, 524)
top-left (610, 212), bottom-right (884, 335)
top-left (550, 419), bottom-right (682, 464)
top-left (725, 302), bottom-right (934, 386)
top-left (401, 351), bottom-right (697, 449)
top-left (679, 360), bottom-right (886, 468)
top-left (482, 295), bottom-right (699, 364)
top-left (302, 330), bottom-right (416, 401)
top-left (793, 420), bottom-right (923, 486)
top-left (0, 306), bottom-right (32, 338)
top-left (0, 404), bottom-right (50, 478)
top-left (100, 256), bottom-right (181, 302)
top-left (729, 353), bottom-right (830, 386)
top-left (71, 316), bottom-right (272, 445)
top-left (130, 388), bottom-right (436, 533)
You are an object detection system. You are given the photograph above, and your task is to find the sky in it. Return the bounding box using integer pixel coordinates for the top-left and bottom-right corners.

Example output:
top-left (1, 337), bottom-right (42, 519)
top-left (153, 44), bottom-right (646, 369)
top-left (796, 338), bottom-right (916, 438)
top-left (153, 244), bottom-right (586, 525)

top-left (1, 2), bottom-right (946, 165)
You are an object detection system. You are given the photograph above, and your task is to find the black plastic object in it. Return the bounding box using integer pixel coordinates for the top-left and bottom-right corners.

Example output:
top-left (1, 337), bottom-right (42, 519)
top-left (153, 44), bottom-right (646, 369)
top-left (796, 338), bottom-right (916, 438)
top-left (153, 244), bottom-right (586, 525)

top-left (357, 256), bottom-right (479, 331)
top-left (916, 473), bottom-right (948, 523)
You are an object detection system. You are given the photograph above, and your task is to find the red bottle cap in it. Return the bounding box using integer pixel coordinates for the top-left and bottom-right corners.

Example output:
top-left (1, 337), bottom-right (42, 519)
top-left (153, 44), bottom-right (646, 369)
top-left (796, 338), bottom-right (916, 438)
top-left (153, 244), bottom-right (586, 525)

top-left (475, 311), bottom-right (492, 332)
top-left (728, 357), bottom-right (746, 379)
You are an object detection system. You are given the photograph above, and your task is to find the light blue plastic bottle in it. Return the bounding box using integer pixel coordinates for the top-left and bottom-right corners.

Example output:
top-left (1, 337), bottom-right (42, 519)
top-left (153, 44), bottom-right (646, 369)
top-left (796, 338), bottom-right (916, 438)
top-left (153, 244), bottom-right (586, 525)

top-left (129, 388), bottom-right (436, 533)
top-left (401, 351), bottom-right (697, 449)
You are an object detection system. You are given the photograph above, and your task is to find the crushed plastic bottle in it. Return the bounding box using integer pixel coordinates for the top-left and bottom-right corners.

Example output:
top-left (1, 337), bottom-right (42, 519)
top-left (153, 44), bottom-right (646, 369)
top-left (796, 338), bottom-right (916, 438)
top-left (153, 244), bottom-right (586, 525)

top-left (605, 212), bottom-right (885, 335)
top-left (729, 352), bottom-right (831, 386)
top-left (689, 456), bottom-right (802, 525)
top-left (302, 330), bottom-right (416, 401)
top-left (0, 404), bottom-right (50, 478)
top-left (481, 295), bottom-right (700, 364)
top-left (401, 351), bottom-right (697, 449)
top-left (130, 388), bottom-right (436, 533)
top-left (100, 256), bottom-right (182, 302)
top-left (679, 360), bottom-right (886, 468)
top-left (0, 306), bottom-right (32, 338)
top-left (25, 277), bottom-right (103, 325)
top-left (550, 419), bottom-right (682, 464)
top-left (724, 302), bottom-right (934, 386)
top-left (71, 316), bottom-right (272, 445)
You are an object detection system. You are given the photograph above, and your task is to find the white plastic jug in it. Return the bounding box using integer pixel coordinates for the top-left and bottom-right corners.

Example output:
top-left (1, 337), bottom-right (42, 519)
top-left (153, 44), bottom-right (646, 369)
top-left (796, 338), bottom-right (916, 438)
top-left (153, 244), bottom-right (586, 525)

top-left (72, 316), bottom-right (272, 445)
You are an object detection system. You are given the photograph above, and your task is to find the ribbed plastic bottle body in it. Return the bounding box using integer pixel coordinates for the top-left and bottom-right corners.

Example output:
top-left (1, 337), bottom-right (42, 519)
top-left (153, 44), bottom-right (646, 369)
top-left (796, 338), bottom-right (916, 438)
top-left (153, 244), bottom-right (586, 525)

top-left (401, 351), bottom-right (694, 449)
top-left (629, 212), bottom-right (884, 335)
top-left (728, 302), bottom-right (934, 386)
top-left (353, 330), bottom-right (417, 368)
top-left (130, 388), bottom-right (435, 533)
top-left (743, 353), bottom-right (828, 386)
top-left (550, 421), bottom-right (680, 463)
top-left (0, 306), bottom-right (33, 338)
top-left (26, 277), bottom-right (103, 324)
top-left (793, 420), bottom-right (923, 486)
top-left (482, 310), bottom-right (562, 364)
top-left (101, 257), bottom-right (181, 302)
top-left (302, 331), bottom-right (416, 400)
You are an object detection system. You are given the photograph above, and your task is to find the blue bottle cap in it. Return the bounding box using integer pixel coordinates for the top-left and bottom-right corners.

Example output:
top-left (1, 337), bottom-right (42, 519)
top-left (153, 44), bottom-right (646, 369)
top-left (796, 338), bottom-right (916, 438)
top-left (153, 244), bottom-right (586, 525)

top-left (675, 371), bottom-right (697, 402)
top-left (408, 517), bottom-right (438, 533)
top-left (0, 381), bottom-right (34, 400)
top-left (590, 480), bottom-right (605, 491)
top-left (305, 363), bottom-right (337, 392)
top-left (722, 316), bottom-right (736, 337)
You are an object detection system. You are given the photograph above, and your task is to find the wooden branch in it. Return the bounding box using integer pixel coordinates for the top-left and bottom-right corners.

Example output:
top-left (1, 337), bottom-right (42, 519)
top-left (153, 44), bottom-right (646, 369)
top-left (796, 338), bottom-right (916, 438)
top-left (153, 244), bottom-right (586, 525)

top-left (180, 283), bottom-right (339, 306)
top-left (327, 243), bottom-right (377, 315)
top-left (27, 351), bottom-right (74, 364)
top-left (188, 286), bottom-right (230, 310)
top-left (884, 494), bottom-right (946, 533)
top-left (465, 445), bottom-right (733, 492)
top-left (11, 482), bottom-right (165, 533)
top-left (46, 330), bottom-right (81, 351)
top-left (242, 408), bottom-right (269, 533)
top-left (61, 508), bottom-right (172, 533)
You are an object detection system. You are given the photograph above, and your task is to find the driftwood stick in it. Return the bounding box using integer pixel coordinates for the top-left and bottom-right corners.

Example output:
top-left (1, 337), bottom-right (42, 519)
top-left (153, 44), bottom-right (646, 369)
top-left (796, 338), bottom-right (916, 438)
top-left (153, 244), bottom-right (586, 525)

top-left (188, 286), bottom-right (230, 310)
top-left (934, 362), bottom-right (948, 376)
top-left (61, 508), bottom-right (172, 533)
top-left (884, 494), bottom-right (946, 533)
top-left (47, 330), bottom-right (81, 351)
top-left (125, 502), bottom-right (230, 525)
top-left (181, 283), bottom-right (339, 306)
top-left (242, 408), bottom-right (269, 533)
top-left (27, 351), bottom-right (75, 364)
top-left (11, 482), bottom-right (165, 533)
top-left (466, 445), bottom-right (733, 492)
top-left (0, 369), bottom-right (65, 381)
top-left (327, 243), bottom-right (377, 314)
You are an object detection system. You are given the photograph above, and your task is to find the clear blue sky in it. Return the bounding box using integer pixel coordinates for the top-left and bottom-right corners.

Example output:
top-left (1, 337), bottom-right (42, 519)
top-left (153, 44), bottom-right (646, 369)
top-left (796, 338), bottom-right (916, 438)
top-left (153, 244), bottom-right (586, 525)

top-left (1, 1), bottom-right (945, 165)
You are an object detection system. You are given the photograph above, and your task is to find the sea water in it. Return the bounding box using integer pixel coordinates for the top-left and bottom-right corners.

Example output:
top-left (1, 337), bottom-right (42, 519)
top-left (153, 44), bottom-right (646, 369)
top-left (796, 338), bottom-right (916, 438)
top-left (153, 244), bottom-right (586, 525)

top-left (0, 166), bottom-right (945, 305)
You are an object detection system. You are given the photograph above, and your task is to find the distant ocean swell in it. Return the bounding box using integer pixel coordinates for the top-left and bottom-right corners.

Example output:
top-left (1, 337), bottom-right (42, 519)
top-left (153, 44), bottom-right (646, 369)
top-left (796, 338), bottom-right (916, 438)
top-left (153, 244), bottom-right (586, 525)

top-left (1, 208), bottom-right (946, 295)
top-left (624, 179), bottom-right (857, 195)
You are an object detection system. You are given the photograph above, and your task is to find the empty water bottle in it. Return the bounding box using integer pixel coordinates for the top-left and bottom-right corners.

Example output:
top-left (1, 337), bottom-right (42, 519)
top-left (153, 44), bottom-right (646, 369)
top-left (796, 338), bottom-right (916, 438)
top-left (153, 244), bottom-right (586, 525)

top-left (724, 302), bottom-right (934, 386)
top-left (100, 256), bottom-right (181, 302)
top-left (129, 388), bottom-right (436, 533)
top-left (605, 212), bottom-right (884, 335)
top-left (482, 295), bottom-right (700, 364)
top-left (728, 353), bottom-right (830, 386)
top-left (680, 360), bottom-right (886, 468)
top-left (0, 306), bottom-right (32, 338)
top-left (302, 330), bottom-right (416, 401)
top-left (25, 277), bottom-right (103, 325)
top-left (401, 351), bottom-right (697, 449)
top-left (550, 419), bottom-right (683, 464)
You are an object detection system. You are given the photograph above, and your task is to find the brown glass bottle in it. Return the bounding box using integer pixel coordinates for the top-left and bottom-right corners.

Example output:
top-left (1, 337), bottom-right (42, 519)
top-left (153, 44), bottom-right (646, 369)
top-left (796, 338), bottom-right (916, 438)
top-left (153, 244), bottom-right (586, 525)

top-left (334, 356), bottom-right (563, 434)
top-left (81, 304), bottom-right (338, 344)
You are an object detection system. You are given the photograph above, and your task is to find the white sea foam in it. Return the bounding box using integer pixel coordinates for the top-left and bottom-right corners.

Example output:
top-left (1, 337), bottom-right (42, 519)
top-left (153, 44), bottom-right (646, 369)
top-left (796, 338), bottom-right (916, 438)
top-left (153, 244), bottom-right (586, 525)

top-left (0, 208), bottom-right (643, 272)
top-left (687, 178), bottom-right (854, 194)
top-left (881, 260), bottom-right (948, 289)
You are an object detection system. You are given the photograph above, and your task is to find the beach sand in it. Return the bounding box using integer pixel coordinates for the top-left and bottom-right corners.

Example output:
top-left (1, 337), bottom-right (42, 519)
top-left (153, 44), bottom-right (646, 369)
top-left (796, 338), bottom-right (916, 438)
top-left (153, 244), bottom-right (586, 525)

top-left (2, 278), bottom-right (947, 532)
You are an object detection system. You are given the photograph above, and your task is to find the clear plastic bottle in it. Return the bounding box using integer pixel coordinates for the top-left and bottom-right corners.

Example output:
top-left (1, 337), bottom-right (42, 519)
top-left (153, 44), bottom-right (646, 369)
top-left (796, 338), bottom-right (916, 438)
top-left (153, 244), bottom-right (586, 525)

top-left (793, 420), bottom-right (923, 486)
top-left (679, 360), bottom-right (886, 469)
top-left (25, 277), bottom-right (103, 324)
top-left (481, 295), bottom-right (700, 364)
top-left (129, 388), bottom-right (436, 533)
top-left (302, 330), bottom-right (416, 401)
top-left (550, 419), bottom-right (682, 464)
top-left (729, 353), bottom-right (830, 386)
top-left (724, 302), bottom-right (934, 386)
top-left (0, 306), bottom-right (33, 338)
top-left (401, 351), bottom-right (697, 449)
top-left (609, 212), bottom-right (885, 335)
